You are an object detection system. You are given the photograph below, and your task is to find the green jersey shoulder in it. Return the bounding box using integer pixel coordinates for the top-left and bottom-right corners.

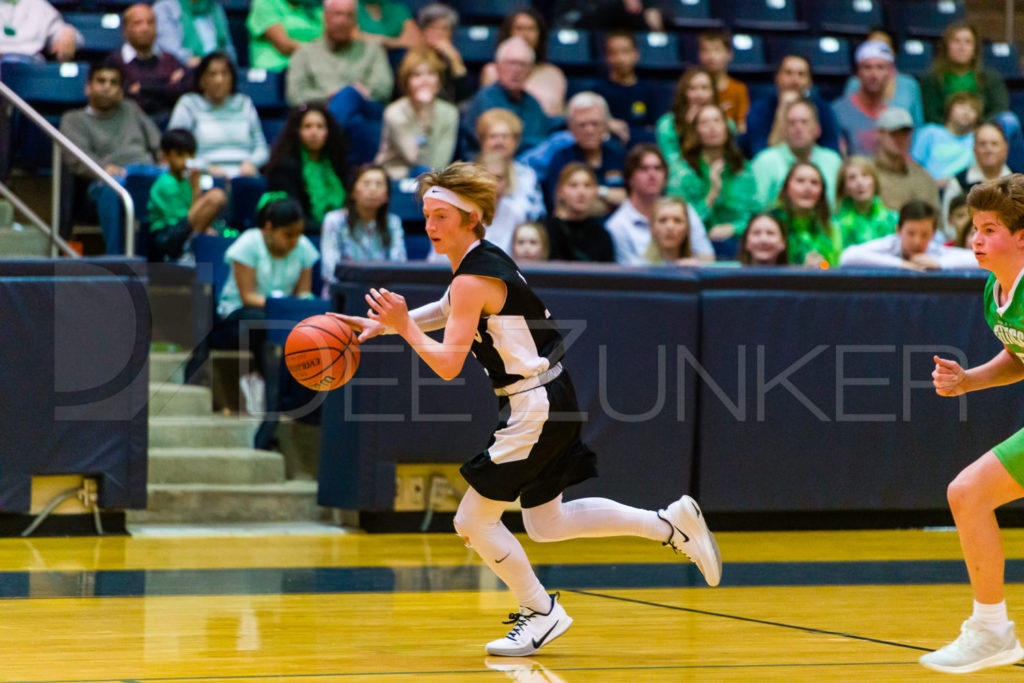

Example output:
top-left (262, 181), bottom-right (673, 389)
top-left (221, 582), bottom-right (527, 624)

top-left (985, 272), bottom-right (1024, 359)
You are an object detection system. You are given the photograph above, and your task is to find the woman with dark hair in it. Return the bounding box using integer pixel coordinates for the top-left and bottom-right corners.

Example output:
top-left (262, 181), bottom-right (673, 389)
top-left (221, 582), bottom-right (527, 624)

top-left (921, 22), bottom-right (1010, 125)
top-left (769, 161), bottom-right (839, 267)
top-left (738, 213), bottom-right (789, 266)
top-left (167, 51), bottom-right (269, 177)
top-left (263, 101), bottom-right (349, 233)
top-left (479, 8), bottom-right (566, 117)
top-left (656, 68), bottom-right (723, 192)
top-left (670, 103), bottom-right (757, 244)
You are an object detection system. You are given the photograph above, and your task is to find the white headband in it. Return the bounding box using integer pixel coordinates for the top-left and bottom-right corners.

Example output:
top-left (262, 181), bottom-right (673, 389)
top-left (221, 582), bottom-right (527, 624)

top-left (423, 185), bottom-right (483, 221)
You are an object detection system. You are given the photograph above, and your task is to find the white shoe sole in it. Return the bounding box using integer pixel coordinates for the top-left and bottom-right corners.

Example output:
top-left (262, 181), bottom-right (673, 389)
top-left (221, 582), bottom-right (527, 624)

top-left (919, 640), bottom-right (1024, 673)
top-left (485, 615), bottom-right (573, 657)
top-left (673, 495), bottom-right (722, 587)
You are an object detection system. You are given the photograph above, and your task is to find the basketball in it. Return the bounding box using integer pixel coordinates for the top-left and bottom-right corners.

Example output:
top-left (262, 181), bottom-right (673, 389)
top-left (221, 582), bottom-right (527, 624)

top-left (284, 314), bottom-right (360, 391)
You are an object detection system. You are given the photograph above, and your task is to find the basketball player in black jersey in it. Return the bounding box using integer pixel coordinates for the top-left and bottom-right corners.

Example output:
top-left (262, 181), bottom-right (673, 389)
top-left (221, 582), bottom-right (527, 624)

top-left (336, 162), bottom-right (722, 657)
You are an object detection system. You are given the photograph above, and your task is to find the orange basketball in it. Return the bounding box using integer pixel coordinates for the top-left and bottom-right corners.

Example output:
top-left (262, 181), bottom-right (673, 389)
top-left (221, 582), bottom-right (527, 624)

top-left (284, 315), bottom-right (360, 391)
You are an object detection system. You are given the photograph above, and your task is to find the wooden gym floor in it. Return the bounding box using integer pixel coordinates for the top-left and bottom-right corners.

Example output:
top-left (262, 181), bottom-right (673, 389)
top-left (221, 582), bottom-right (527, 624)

top-left (3, 527), bottom-right (1024, 681)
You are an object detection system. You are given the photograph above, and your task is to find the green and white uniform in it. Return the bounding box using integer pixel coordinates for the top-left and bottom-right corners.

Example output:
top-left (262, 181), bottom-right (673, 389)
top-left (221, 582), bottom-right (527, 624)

top-left (985, 268), bottom-right (1024, 485)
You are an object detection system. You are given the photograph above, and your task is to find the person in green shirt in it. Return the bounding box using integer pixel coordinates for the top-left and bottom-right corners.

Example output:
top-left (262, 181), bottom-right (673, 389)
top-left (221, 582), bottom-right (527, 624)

top-left (768, 161), bottom-right (840, 267)
top-left (148, 128), bottom-right (227, 262)
top-left (920, 22), bottom-right (1010, 125)
top-left (357, 0), bottom-right (421, 50)
top-left (832, 155), bottom-right (898, 248)
top-left (668, 103), bottom-right (758, 249)
top-left (246, 0), bottom-right (323, 71)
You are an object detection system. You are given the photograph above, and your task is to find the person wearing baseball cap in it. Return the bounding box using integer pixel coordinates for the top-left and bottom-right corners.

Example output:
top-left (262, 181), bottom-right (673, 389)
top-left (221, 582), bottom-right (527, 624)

top-left (840, 29), bottom-right (924, 127)
top-left (873, 106), bottom-right (940, 213)
top-left (832, 40), bottom-right (896, 157)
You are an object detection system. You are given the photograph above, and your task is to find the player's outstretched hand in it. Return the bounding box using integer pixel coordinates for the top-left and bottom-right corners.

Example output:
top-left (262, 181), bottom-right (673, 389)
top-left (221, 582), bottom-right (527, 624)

top-left (328, 312), bottom-right (384, 343)
top-left (365, 287), bottom-right (410, 332)
top-left (933, 355), bottom-right (968, 396)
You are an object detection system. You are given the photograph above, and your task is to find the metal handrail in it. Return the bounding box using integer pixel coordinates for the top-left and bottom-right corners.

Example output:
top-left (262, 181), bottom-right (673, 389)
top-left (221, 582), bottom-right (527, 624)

top-left (0, 77), bottom-right (135, 257)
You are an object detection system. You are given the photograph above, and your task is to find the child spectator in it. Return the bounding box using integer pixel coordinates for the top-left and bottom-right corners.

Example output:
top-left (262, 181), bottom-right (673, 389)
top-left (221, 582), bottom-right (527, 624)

top-left (911, 91), bottom-right (982, 182)
top-left (769, 161), bottom-right (839, 268)
top-left (148, 128), bottom-right (228, 262)
top-left (643, 196), bottom-right (699, 266)
top-left (738, 213), bottom-right (788, 266)
top-left (511, 222), bottom-right (549, 263)
top-left (546, 163), bottom-right (615, 262)
top-left (832, 156), bottom-right (898, 248)
top-left (697, 30), bottom-right (748, 133)
top-left (594, 31), bottom-right (658, 142)
top-left (839, 199), bottom-right (977, 270)
top-left (479, 8), bottom-right (567, 117)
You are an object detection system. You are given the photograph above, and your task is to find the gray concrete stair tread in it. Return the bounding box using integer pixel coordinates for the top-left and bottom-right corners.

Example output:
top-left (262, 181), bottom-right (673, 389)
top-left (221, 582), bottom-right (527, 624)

top-left (148, 447), bottom-right (281, 458)
top-left (147, 448), bottom-right (286, 485)
top-left (147, 481), bottom-right (317, 493)
top-left (148, 384), bottom-right (213, 417)
top-left (149, 351), bottom-right (189, 385)
top-left (149, 416), bottom-right (259, 448)
top-left (127, 480), bottom-right (322, 523)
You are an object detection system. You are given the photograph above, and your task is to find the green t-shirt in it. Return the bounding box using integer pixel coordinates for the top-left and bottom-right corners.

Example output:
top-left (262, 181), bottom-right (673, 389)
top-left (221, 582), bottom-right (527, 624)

top-left (357, 0), bottom-right (410, 38)
top-left (984, 271), bottom-right (1024, 361)
top-left (147, 172), bottom-right (192, 233)
top-left (217, 227), bottom-right (321, 317)
top-left (943, 71), bottom-right (979, 99)
top-left (668, 155), bottom-right (760, 233)
top-left (247, 0), bottom-right (323, 71)
top-left (832, 197), bottom-right (898, 248)
top-left (770, 207), bottom-right (842, 266)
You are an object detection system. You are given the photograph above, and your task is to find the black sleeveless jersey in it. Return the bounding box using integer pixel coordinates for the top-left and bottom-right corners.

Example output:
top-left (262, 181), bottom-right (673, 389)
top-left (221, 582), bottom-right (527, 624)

top-left (452, 240), bottom-right (564, 388)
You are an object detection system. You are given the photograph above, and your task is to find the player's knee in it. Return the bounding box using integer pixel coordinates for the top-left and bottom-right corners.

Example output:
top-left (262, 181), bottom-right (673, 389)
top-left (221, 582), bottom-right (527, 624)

top-left (522, 512), bottom-right (557, 543)
top-left (947, 473), bottom-right (981, 512)
top-left (453, 510), bottom-right (474, 547)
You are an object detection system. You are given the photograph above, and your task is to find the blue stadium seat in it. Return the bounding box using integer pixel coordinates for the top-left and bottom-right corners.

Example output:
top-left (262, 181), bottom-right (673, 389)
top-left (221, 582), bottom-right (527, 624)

top-left (717, 0), bottom-right (807, 32)
top-left (885, 0), bottom-right (964, 38)
top-left (228, 15), bottom-right (250, 68)
top-left (806, 0), bottom-right (883, 35)
top-left (455, 25), bottom-right (499, 64)
top-left (237, 68), bottom-right (285, 110)
top-left (346, 120), bottom-right (382, 165)
top-left (771, 36), bottom-right (852, 76)
top-left (456, 0), bottom-right (531, 24)
top-left (221, 0), bottom-right (251, 15)
top-left (546, 29), bottom-right (593, 68)
top-left (635, 32), bottom-right (682, 71)
top-left (661, 0), bottom-right (723, 29)
top-left (724, 33), bottom-right (769, 74)
top-left (984, 42), bottom-right (1023, 80)
top-left (10, 113), bottom-right (61, 172)
top-left (192, 234), bottom-right (236, 300)
top-left (261, 117), bottom-right (286, 148)
top-left (65, 12), bottom-right (124, 54)
top-left (403, 234), bottom-right (431, 260)
top-left (0, 61), bottom-right (88, 104)
top-left (390, 178), bottom-right (421, 222)
top-left (264, 297), bottom-right (331, 346)
top-left (565, 77), bottom-right (601, 98)
top-left (895, 38), bottom-right (934, 77)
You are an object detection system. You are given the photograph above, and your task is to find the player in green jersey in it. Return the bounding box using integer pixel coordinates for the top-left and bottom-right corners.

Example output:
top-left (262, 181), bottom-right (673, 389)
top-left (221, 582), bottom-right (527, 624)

top-left (921, 175), bottom-right (1024, 674)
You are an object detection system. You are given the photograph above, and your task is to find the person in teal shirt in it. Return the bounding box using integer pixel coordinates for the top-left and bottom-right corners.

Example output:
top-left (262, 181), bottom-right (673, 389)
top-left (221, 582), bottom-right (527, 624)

top-left (831, 155), bottom-right (898, 248)
top-left (246, 0), bottom-right (323, 71)
top-left (357, 0), bottom-right (421, 50)
top-left (768, 161), bottom-right (840, 267)
top-left (668, 103), bottom-right (758, 247)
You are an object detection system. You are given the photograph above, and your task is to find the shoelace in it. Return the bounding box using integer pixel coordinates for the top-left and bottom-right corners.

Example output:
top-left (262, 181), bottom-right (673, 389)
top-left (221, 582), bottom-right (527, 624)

top-left (501, 610), bottom-right (535, 639)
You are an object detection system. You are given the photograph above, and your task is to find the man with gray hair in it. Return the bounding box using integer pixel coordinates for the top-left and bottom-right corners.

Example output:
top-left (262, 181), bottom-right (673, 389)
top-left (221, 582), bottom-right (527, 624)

top-left (543, 91), bottom-right (625, 211)
top-left (459, 36), bottom-right (552, 155)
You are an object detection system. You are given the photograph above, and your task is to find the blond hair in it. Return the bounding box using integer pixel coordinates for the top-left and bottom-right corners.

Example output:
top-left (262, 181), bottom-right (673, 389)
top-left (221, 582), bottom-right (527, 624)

top-left (397, 48), bottom-right (444, 96)
top-left (416, 162), bottom-right (498, 238)
top-left (967, 174), bottom-right (1024, 234)
top-left (836, 155), bottom-right (880, 202)
top-left (644, 196), bottom-right (692, 263)
top-left (475, 108), bottom-right (523, 148)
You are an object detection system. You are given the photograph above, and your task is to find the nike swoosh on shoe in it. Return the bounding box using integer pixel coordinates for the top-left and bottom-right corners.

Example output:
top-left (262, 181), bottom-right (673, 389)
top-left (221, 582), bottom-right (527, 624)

top-left (532, 621), bottom-right (559, 649)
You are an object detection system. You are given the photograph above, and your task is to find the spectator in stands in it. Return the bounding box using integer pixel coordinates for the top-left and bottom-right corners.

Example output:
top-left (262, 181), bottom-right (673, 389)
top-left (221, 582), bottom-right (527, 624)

top-left (840, 199), bottom-right (977, 270)
top-left (59, 63), bottom-right (161, 254)
top-left (832, 40), bottom-right (896, 158)
top-left (697, 30), bottom-right (748, 133)
top-left (356, 0), bottom-right (421, 51)
top-left (643, 196), bottom-right (701, 266)
top-left (106, 4), bottom-right (188, 127)
top-left (543, 92), bottom-right (625, 214)
top-left (476, 108), bottom-right (545, 222)
top-left (553, 0), bottom-right (663, 32)
top-left (745, 55), bottom-right (840, 156)
top-left (168, 51), bottom-right (269, 178)
top-left (511, 221), bottom-right (549, 262)
top-left (460, 37), bottom-right (552, 157)
top-left (656, 67), bottom-right (719, 171)
top-left (217, 195), bottom-right (320, 414)
top-left (375, 48), bottom-right (458, 181)
top-left (670, 103), bottom-right (758, 248)
top-left (479, 9), bottom-right (566, 117)
top-left (245, 0), bottom-right (321, 71)
top-left (911, 91), bottom-right (982, 183)
top-left (416, 3), bottom-right (471, 104)
top-left (948, 193), bottom-right (972, 248)
top-left (873, 107), bottom-right (940, 215)
top-left (605, 143), bottom-right (713, 265)
top-left (320, 164), bottom-right (405, 287)
top-left (263, 101), bottom-right (349, 234)
top-left (148, 128), bottom-right (228, 262)
top-left (468, 152), bottom-right (532, 256)
top-left (832, 156), bottom-right (898, 249)
top-left (594, 30), bottom-right (657, 143)
top-left (737, 213), bottom-right (788, 266)
top-left (545, 163), bottom-right (614, 262)
top-left (751, 98), bottom-right (842, 210)
top-left (154, 0), bottom-right (235, 68)
top-left (0, 0), bottom-right (81, 61)
top-left (768, 162), bottom-right (839, 267)
top-left (941, 121), bottom-right (1012, 239)
top-left (921, 22), bottom-right (1010, 126)
top-left (285, 0), bottom-right (393, 122)
top-left (841, 28), bottom-right (924, 127)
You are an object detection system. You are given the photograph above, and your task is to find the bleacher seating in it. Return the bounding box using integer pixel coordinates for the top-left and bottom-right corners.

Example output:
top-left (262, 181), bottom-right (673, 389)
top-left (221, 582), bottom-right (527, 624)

top-left (635, 32), bottom-right (682, 71)
top-left (0, 60), bottom-right (88, 105)
top-left (885, 0), bottom-right (965, 38)
top-left (771, 36), bottom-right (853, 76)
top-left (661, 0), bottom-right (723, 30)
top-left (984, 41), bottom-right (1023, 80)
top-left (546, 29), bottom-right (593, 68)
top-left (455, 0), bottom-right (531, 25)
top-left (895, 38), bottom-right (935, 77)
top-left (237, 67), bottom-right (286, 112)
top-left (65, 12), bottom-right (124, 56)
top-left (454, 25), bottom-right (498, 65)
top-left (806, 0), bottom-right (883, 36)
top-left (718, 0), bottom-right (807, 32)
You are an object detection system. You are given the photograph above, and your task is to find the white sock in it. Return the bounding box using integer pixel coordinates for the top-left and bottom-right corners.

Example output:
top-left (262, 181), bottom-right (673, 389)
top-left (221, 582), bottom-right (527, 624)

top-left (973, 600), bottom-right (1012, 634)
top-left (521, 496), bottom-right (667, 543)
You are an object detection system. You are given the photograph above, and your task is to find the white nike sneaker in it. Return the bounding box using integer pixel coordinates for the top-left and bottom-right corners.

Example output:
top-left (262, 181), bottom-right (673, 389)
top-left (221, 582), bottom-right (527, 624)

top-left (920, 617), bottom-right (1024, 673)
top-left (659, 494), bottom-right (722, 587)
top-left (485, 593), bottom-right (573, 657)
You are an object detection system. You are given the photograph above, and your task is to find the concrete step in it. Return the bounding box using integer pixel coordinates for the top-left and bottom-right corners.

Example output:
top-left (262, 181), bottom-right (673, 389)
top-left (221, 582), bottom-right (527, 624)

top-left (125, 481), bottom-right (321, 524)
top-left (149, 416), bottom-right (258, 449)
top-left (148, 448), bottom-right (286, 485)
top-left (0, 226), bottom-right (50, 257)
top-left (148, 384), bottom-right (212, 417)
top-left (149, 351), bottom-right (188, 386)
